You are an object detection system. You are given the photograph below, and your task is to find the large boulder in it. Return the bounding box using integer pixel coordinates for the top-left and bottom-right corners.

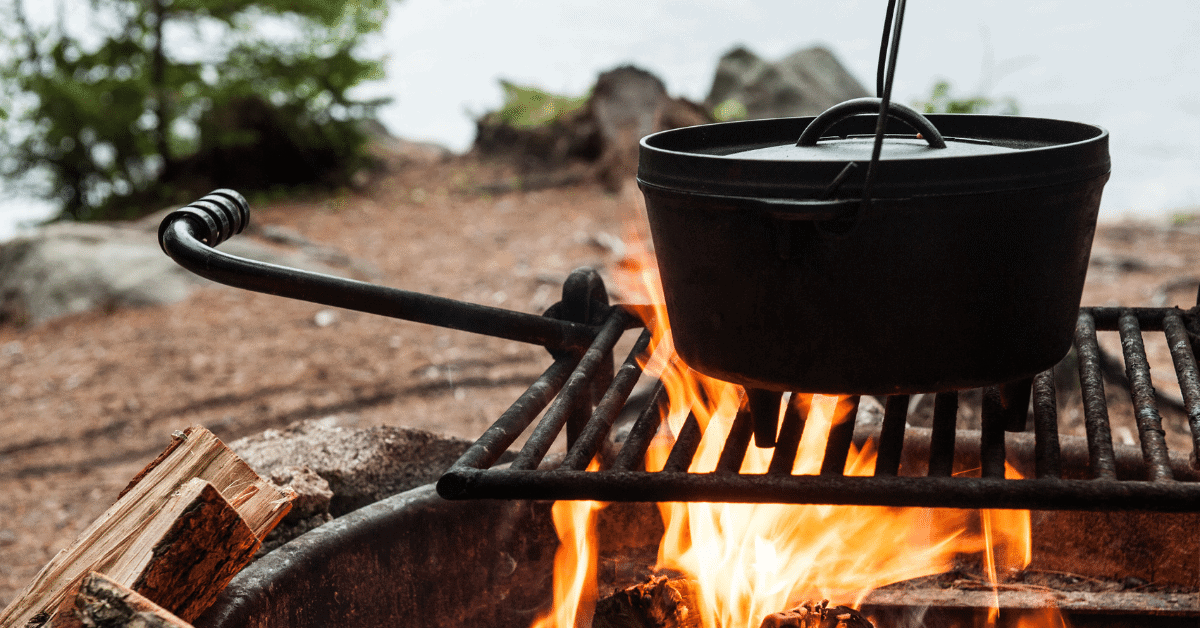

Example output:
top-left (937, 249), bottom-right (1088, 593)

top-left (0, 214), bottom-right (348, 326)
top-left (705, 45), bottom-right (870, 120)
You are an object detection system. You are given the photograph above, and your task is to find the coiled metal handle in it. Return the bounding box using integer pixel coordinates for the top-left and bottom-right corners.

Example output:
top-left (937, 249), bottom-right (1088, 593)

top-left (158, 189), bottom-right (623, 353)
top-left (157, 189), bottom-right (249, 252)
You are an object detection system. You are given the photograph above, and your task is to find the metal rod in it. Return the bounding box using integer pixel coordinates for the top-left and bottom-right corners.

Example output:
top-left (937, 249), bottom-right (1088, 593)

top-left (1031, 369), bottom-right (1063, 479)
top-left (442, 353), bottom-right (581, 471)
top-left (662, 412), bottom-right (704, 473)
top-left (443, 468), bottom-right (1200, 512)
top-left (562, 330), bottom-right (653, 471)
top-left (875, 395), bottom-right (909, 477)
top-left (980, 387), bottom-right (1008, 479)
top-left (821, 396), bottom-right (860, 476)
top-left (1118, 310), bottom-right (1174, 481)
top-left (161, 217), bottom-right (607, 352)
top-left (1075, 311), bottom-right (1118, 480)
top-left (1086, 306), bottom-right (1178, 331)
top-left (1163, 311), bottom-right (1200, 468)
top-left (610, 380), bottom-right (668, 472)
top-left (928, 392), bottom-right (959, 477)
top-left (861, 0), bottom-right (908, 209)
top-left (769, 394), bottom-right (809, 475)
top-left (715, 407), bottom-right (755, 473)
top-left (509, 310), bottom-right (634, 470)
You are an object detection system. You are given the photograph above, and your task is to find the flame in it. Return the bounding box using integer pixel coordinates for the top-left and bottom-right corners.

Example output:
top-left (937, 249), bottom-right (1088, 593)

top-left (530, 460), bottom-right (606, 628)
top-left (532, 227), bottom-right (1056, 628)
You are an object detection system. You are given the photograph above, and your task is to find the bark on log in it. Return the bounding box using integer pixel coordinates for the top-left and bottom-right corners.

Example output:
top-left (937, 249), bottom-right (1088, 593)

top-left (592, 576), bottom-right (701, 628)
top-left (0, 427), bottom-right (293, 628)
top-left (56, 572), bottom-right (192, 628)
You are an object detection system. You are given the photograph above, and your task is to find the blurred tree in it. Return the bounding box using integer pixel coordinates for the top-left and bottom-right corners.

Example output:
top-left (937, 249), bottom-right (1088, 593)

top-left (913, 80), bottom-right (1019, 115)
top-left (0, 0), bottom-right (389, 220)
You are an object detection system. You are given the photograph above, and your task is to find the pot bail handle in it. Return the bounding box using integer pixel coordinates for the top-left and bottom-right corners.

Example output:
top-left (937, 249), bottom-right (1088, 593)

top-left (796, 97), bottom-right (946, 148)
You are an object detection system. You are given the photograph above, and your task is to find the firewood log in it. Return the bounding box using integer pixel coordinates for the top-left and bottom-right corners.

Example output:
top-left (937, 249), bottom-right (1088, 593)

top-left (55, 572), bottom-right (192, 628)
top-left (0, 427), bottom-right (294, 627)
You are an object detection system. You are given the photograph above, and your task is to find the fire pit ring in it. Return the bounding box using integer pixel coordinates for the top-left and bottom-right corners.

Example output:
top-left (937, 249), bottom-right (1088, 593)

top-left (196, 432), bottom-right (1199, 628)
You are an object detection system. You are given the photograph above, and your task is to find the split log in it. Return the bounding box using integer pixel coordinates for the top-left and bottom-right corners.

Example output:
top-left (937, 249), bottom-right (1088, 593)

top-left (56, 572), bottom-right (192, 628)
top-left (0, 426), bottom-right (294, 628)
top-left (759, 600), bottom-right (874, 628)
top-left (592, 575), bottom-right (701, 628)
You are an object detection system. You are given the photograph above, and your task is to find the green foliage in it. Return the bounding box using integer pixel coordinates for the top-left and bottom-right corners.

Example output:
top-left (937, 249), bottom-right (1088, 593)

top-left (488, 80), bottom-right (588, 129)
top-left (711, 98), bottom-right (747, 122)
top-left (0, 0), bottom-right (389, 221)
top-left (913, 80), bottom-right (1019, 116)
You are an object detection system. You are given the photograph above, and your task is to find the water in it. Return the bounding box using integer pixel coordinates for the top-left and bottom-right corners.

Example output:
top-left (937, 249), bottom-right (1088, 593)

top-left (3, 0), bottom-right (1198, 240)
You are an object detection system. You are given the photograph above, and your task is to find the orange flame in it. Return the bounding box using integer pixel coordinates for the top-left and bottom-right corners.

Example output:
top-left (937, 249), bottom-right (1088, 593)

top-left (532, 227), bottom-right (1054, 628)
top-left (530, 461), bottom-right (606, 628)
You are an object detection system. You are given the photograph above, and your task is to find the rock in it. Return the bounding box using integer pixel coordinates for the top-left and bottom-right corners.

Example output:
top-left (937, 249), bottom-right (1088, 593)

top-left (590, 66), bottom-right (710, 191)
top-left (471, 65), bottom-right (712, 192)
top-left (705, 45), bottom-right (870, 120)
top-left (229, 416), bottom-right (477, 516)
top-left (257, 465), bottom-right (335, 555)
top-left (362, 119), bottom-right (455, 169)
top-left (0, 215), bottom-right (345, 326)
top-left (268, 465), bottom-right (334, 521)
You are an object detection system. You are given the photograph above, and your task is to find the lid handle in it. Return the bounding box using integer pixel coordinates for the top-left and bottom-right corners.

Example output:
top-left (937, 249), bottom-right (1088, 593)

top-left (796, 97), bottom-right (947, 148)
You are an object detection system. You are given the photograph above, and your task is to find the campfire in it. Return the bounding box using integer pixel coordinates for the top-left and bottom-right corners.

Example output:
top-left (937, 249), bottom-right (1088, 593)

top-left (526, 235), bottom-right (1046, 628)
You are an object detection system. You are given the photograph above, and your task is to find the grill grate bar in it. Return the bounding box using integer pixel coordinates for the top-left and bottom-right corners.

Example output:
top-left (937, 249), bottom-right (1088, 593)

top-left (1117, 310), bottom-right (1174, 481)
top-left (1162, 311), bottom-right (1200, 466)
top-left (662, 412), bottom-right (704, 472)
top-left (1031, 369), bottom-right (1063, 479)
top-left (510, 310), bottom-right (633, 470)
top-left (980, 387), bottom-right (1008, 478)
top-left (562, 329), bottom-right (653, 471)
top-left (875, 395), bottom-right (909, 477)
top-left (450, 353), bottom-right (581, 471)
top-left (821, 396), bottom-right (860, 476)
top-left (768, 395), bottom-right (808, 475)
top-left (928, 392), bottom-right (959, 476)
top-left (1075, 311), bottom-right (1119, 480)
top-left (610, 380), bottom-right (667, 472)
top-left (715, 407), bottom-right (755, 473)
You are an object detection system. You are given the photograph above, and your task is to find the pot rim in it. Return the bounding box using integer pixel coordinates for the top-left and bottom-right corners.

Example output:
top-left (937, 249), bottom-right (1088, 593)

top-left (638, 113), bottom-right (1109, 199)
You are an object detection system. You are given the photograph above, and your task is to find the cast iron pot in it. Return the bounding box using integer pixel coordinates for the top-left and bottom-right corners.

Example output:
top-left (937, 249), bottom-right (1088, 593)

top-left (637, 98), bottom-right (1110, 395)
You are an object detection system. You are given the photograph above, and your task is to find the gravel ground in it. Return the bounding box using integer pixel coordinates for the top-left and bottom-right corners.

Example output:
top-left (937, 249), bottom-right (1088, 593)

top-left (3, 155), bottom-right (1199, 607)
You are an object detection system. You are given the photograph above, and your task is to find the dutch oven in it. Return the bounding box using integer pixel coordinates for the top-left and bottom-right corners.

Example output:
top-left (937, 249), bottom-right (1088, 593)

top-left (637, 97), bottom-right (1110, 395)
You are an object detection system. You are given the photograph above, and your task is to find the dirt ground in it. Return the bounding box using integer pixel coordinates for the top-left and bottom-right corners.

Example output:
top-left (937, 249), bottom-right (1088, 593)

top-left (2, 155), bottom-right (1200, 607)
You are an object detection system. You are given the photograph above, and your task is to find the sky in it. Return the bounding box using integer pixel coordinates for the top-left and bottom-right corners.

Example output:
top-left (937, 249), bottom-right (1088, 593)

top-left (2, 0), bottom-right (1198, 239)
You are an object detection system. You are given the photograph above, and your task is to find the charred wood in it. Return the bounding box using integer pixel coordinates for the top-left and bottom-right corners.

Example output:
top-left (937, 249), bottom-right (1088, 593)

top-left (592, 575), bottom-right (701, 628)
top-left (759, 600), bottom-right (874, 628)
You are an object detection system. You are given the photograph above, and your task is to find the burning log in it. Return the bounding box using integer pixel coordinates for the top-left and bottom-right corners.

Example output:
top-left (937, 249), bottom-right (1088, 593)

top-left (759, 601), bottom-right (874, 628)
top-left (594, 578), bottom-right (873, 628)
top-left (592, 575), bottom-right (701, 628)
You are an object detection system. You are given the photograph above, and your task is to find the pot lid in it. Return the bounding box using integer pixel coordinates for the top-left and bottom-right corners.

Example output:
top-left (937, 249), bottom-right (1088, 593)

top-left (638, 99), bottom-right (1109, 200)
top-left (732, 135), bottom-right (1017, 162)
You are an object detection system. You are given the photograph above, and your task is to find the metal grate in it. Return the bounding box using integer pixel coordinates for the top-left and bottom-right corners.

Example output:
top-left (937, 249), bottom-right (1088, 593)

top-left (155, 193), bottom-right (1200, 512)
top-left (438, 306), bottom-right (1200, 511)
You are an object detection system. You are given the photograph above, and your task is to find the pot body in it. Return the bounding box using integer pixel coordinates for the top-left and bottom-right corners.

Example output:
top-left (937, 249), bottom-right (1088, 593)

top-left (640, 174), bottom-right (1107, 395)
